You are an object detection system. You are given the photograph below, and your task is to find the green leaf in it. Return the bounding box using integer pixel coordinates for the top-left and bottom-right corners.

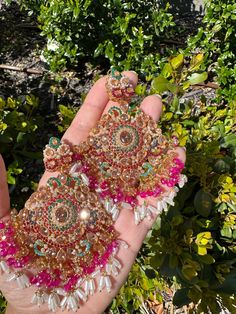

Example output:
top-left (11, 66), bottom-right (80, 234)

top-left (135, 84), bottom-right (146, 96)
top-left (0, 134), bottom-right (13, 143)
top-left (150, 254), bottom-right (164, 268)
top-left (221, 134), bottom-right (236, 148)
top-left (16, 132), bottom-right (26, 144)
top-left (25, 94), bottom-right (39, 107)
top-left (161, 63), bottom-right (173, 78)
top-left (151, 75), bottom-right (170, 93)
top-left (187, 287), bottom-right (202, 303)
top-left (190, 53), bottom-right (204, 71)
top-left (94, 43), bottom-right (104, 58)
top-left (221, 227), bottom-right (233, 238)
top-left (105, 41), bottom-right (114, 62)
top-left (194, 189), bottom-right (213, 217)
top-left (168, 83), bottom-right (178, 93)
top-left (173, 288), bottom-right (191, 307)
top-left (187, 72), bottom-right (208, 85)
top-left (182, 265), bottom-right (198, 280)
top-left (7, 173), bottom-right (16, 185)
top-left (171, 95), bottom-right (179, 111)
top-left (214, 159), bottom-right (231, 174)
top-left (170, 54), bottom-right (184, 70)
top-left (7, 97), bottom-right (16, 108)
top-left (197, 254), bottom-right (215, 264)
top-left (151, 76), bottom-right (178, 94)
top-left (59, 105), bottom-right (76, 119)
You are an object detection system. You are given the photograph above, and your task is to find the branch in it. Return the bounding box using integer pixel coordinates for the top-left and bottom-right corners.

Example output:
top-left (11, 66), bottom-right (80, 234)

top-left (195, 82), bottom-right (219, 89)
top-left (15, 23), bottom-right (40, 30)
top-left (0, 64), bottom-right (46, 75)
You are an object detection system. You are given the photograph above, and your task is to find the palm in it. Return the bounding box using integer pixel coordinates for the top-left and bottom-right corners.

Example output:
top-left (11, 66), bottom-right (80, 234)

top-left (0, 71), bottom-right (185, 314)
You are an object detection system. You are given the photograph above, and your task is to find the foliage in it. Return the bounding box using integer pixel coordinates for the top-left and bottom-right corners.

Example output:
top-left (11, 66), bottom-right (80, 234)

top-left (0, 95), bottom-right (45, 207)
top-left (147, 55), bottom-right (236, 313)
top-left (151, 53), bottom-right (208, 121)
top-left (110, 259), bottom-right (166, 313)
top-left (0, 294), bottom-right (7, 314)
top-left (186, 0), bottom-right (236, 102)
top-left (1, 1), bottom-right (236, 313)
top-left (93, 1), bottom-right (175, 76)
top-left (15, 0), bottom-right (176, 73)
top-left (57, 104), bottom-right (78, 133)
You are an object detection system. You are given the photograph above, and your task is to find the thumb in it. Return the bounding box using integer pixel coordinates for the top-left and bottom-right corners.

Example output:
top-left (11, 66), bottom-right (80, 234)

top-left (0, 154), bottom-right (10, 218)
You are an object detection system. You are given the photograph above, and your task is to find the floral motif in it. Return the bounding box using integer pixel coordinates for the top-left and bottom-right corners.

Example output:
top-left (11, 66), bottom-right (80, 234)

top-left (0, 170), bottom-right (127, 312)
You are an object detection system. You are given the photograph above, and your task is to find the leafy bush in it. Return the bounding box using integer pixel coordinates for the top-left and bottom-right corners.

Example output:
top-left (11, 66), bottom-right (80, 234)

top-left (148, 55), bottom-right (236, 313)
top-left (110, 261), bottom-right (166, 312)
top-left (16, 0), bottom-right (175, 73)
top-left (0, 95), bottom-right (45, 207)
top-left (1, 1), bottom-right (236, 313)
top-left (187, 0), bottom-right (236, 102)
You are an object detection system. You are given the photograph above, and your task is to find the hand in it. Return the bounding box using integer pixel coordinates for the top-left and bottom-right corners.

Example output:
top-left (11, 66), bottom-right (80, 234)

top-left (0, 71), bottom-right (186, 314)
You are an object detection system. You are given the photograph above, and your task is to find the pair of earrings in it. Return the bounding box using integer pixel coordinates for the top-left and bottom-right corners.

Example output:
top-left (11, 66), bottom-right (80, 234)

top-left (0, 68), bottom-right (186, 312)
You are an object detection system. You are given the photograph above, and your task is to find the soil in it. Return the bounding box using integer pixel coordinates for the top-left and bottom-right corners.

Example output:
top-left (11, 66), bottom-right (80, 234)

top-left (0, 1), bottom-right (215, 107)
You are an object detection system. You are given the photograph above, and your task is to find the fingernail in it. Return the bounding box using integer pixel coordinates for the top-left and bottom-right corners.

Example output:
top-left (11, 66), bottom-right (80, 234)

top-left (129, 71), bottom-right (137, 74)
top-left (154, 94), bottom-right (162, 100)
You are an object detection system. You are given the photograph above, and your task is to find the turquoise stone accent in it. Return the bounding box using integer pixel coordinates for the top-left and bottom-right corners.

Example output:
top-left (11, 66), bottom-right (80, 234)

top-left (111, 67), bottom-right (122, 79)
top-left (108, 106), bottom-right (122, 116)
top-left (77, 240), bottom-right (91, 257)
top-left (47, 177), bottom-right (62, 188)
top-left (49, 137), bottom-right (61, 149)
top-left (73, 177), bottom-right (82, 185)
top-left (140, 162), bottom-right (153, 177)
top-left (34, 240), bottom-right (45, 256)
top-left (99, 162), bottom-right (111, 177)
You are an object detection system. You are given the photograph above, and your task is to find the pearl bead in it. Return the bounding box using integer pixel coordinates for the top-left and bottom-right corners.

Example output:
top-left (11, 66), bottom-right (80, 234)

top-left (79, 209), bottom-right (90, 220)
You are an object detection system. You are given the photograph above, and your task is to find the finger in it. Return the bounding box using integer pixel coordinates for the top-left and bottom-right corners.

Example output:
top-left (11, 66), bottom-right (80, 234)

top-left (0, 155), bottom-right (10, 218)
top-left (39, 76), bottom-right (110, 186)
top-left (175, 146), bottom-right (186, 164)
top-left (62, 76), bottom-right (109, 144)
top-left (140, 94), bottom-right (163, 122)
top-left (102, 71), bottom-right (138, 114)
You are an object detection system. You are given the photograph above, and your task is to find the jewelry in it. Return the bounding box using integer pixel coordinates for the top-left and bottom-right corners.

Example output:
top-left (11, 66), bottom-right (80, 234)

top-left (106, 67), bottom-right (135, 105)
top-left (43, 137), bottom-right (73, 172)
top-left (0, 68), bottom-right (187, 313)
top-left (82, 107), bottom-right (187, 223)
top-left (43, 133), bottom-right (186, 226)
top-left (43, 69), bottom-right (187, 225)
top-left (0, 167), bottom-right (128, 312)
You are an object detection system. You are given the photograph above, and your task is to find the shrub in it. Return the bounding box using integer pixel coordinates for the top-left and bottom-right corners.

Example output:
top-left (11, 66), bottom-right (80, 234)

top-left (1, 1), bottom-right (235, 312)
top-left (16, 0), bottom-right (175, 73)
top-left (187, 0), bottom-right (236, 102)
top-left (0, 95), bottom-right (45, 208)
top-left (148, 55), bottom-right (236, 313)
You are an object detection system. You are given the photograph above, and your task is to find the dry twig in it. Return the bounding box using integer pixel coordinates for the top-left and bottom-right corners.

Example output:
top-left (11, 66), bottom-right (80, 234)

top-left (0, 64), bottom-right (46, 75)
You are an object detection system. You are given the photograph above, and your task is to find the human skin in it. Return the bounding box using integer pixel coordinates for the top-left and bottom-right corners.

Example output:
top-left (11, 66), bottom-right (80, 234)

top-left (0, 71), bottom-right (186, 314)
